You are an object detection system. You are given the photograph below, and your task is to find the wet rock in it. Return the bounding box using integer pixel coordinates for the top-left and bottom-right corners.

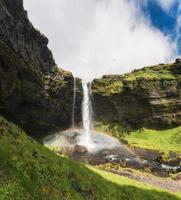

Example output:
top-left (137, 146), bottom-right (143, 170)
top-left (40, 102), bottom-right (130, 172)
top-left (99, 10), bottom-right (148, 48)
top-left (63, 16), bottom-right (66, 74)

top-left (151, 162), bottom-right (180, 177)
top-left (125, 158), bottom-right (144, 169)
top-left (176, 167), bottom-right (181, 173)
top-left (161, 164), bottom-right (180, 171)
top-left (132, 147), bottom-right (158, 162)
top-left (74, 145), bottom-right (88, 154)
top-left (105, 155), bottom-right (120, 163)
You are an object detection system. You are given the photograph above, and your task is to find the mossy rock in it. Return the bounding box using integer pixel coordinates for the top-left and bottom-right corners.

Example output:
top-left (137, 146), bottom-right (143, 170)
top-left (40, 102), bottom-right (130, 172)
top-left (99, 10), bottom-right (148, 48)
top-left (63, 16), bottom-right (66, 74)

top-left (92, 61), bottom-right (181, 129)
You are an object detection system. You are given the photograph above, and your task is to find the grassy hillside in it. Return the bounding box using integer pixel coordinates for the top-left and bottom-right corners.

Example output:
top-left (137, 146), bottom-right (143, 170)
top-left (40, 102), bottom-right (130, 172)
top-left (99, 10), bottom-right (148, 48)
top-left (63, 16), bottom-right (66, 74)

top-left (95, 122), bottom-right (181, 154)
top-left (0, 116), bottom-right (180, 200)
top-left (92, 62), bottom-right (180, 96)
top-left (123, 127), bottom-right (181, 154)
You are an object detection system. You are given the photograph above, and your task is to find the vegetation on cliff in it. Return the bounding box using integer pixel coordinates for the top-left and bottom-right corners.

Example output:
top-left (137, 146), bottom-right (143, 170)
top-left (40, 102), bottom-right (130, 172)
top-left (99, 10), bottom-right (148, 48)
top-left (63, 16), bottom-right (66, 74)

top-left (0, 39), bottom-right (76, 136)
top-left (0, 115), bottom-right (180, 200)
top-left (0, 0), bottom-right (180, 199)
top-left (0, 21), bottom-right (84, 137)
top-left (0, 0), bottom-right (55, 74)
top-left (92, 62), bottom-right (180, 96)
top-left (92, 61), bottom-right (181, 129)
top-left (0, 0), bottom-right (84, 136)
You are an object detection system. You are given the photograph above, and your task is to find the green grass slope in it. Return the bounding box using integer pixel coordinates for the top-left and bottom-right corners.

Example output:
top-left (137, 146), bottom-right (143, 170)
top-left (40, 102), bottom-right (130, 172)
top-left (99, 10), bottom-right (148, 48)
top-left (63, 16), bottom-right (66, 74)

top-left (123, 127), bottom-right (181, 154)
top-left (0, 116), bottom-right (180, 200)
top-left (95, 122), bottom-right (181, 154)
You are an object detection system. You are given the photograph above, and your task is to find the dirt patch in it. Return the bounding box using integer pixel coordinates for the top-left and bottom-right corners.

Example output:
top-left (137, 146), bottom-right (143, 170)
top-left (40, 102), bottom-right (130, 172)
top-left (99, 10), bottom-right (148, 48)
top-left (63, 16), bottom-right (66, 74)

top-left (106, 169), bottom-right (181, 193)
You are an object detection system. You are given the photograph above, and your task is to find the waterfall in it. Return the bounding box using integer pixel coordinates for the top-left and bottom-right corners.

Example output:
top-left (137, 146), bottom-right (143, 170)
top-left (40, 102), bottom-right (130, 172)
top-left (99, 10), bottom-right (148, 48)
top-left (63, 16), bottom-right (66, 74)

top-left (72, 77), bottom-right (76, 128)
top-left (81, 80), bottom-right (92, 145)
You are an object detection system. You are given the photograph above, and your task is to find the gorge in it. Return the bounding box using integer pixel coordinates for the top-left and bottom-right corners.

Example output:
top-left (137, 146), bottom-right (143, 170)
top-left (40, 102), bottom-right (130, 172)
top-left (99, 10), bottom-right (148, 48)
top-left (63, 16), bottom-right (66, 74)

top-left (43, 70), bottom-right (181, 179)
top-left (0, 0), bottom-right (181, 199)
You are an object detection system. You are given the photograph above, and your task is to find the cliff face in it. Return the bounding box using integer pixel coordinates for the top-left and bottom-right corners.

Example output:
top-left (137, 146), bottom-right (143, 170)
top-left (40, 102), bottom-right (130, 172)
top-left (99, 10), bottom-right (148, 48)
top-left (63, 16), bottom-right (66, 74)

top-left (1, 0), bottom-right (180, 135)
top-left (0, 0), bottom-right (82, 136)
top-left (92, 61), bottom-right (181, 129)
top-left (0, 0), bottom-right (55, 74)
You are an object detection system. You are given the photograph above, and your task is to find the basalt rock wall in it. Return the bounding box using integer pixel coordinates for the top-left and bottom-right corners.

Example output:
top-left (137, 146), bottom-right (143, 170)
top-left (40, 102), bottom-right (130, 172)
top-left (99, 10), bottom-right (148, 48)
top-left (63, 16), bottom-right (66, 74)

top-left (92, 61), bottom-right (181, 129)
top-left (0, 0), bottom-right (82, 136)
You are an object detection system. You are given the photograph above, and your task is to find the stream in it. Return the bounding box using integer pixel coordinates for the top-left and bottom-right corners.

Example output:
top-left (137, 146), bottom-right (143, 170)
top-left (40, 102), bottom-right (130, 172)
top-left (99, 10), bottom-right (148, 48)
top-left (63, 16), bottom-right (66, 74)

top-left (43, 128), bottom-right (181, 177)
top-left (43, 79), bottom-right (180, 178)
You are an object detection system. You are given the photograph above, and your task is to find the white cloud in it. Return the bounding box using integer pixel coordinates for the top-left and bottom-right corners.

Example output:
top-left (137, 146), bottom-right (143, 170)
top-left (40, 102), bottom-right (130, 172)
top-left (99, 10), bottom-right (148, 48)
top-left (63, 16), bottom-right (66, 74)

top-left (177, 3), bottom-right (181, 27)
top-left (175, 2), bottom-right (181, 53)
top-left (24, 0), bottom-right (176, 81)
top-left (155, 0), bottom-right (176, 12)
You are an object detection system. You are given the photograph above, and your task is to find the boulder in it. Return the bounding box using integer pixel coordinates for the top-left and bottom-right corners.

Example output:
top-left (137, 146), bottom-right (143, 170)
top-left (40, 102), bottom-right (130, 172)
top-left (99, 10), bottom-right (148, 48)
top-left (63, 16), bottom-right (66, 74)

top-left (74, 145), bottom-right (88, 154)
top-left (125, 158), bottom-right (144, 169)
top-left (105, 155), bottom-right (120, 163)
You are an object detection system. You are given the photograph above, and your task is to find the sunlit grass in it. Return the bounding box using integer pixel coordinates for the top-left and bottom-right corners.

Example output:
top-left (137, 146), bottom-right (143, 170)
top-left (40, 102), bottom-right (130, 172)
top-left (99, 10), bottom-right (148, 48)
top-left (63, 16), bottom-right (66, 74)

top-left (88, 166), bottom-right (181, 199)
top-left (95, 122), bottom-right (181, 154)
top-left (124, 127), bottom-right (181, 154)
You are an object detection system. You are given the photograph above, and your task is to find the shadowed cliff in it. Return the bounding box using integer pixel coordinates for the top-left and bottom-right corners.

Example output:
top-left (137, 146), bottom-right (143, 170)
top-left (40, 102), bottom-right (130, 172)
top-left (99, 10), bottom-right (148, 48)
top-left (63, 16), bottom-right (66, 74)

top-left (0, 0), bottom-right (82, 136)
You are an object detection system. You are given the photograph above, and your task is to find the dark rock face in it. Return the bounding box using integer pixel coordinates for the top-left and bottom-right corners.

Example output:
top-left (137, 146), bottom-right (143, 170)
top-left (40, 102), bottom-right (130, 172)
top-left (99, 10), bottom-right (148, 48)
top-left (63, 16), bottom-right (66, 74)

top-left (92, 63), bottom-right (181, 129)
top-left (0, 0), bottom-right (55, 74)
top-left (175, 58), bottom-right (181, 65)
top-left (0, 0), bottom-right (82, 136)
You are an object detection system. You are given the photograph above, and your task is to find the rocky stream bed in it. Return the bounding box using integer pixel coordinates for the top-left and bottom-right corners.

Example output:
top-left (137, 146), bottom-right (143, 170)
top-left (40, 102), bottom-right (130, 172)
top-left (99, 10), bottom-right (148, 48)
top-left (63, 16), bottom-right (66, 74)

top-left (43, 129), bottom-right (181, 178)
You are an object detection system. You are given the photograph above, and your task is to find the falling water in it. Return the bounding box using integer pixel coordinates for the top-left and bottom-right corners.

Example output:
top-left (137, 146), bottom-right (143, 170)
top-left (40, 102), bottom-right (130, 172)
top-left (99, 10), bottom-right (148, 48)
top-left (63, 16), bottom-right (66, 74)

top-left (44, 79), bottom-right (121, 152)
top-left (72, 77), bottom-right (76, 127)
top-left (81, 80), bottom-right (92, 145)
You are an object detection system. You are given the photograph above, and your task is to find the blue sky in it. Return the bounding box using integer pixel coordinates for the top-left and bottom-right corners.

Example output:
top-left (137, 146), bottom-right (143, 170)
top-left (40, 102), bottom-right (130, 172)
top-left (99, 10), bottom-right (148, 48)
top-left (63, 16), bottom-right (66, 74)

top-left (142, 0), bottom-right (181, 53)
top-left (24, 0), bottom-right (181, 80)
